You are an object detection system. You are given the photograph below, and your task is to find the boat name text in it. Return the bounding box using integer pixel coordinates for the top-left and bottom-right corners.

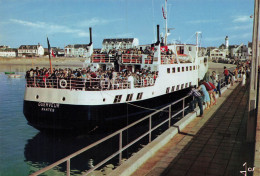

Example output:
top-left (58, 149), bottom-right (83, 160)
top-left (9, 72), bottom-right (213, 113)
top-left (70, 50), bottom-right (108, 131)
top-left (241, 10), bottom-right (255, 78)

top-left (38, 102), bottom-right (60, 112)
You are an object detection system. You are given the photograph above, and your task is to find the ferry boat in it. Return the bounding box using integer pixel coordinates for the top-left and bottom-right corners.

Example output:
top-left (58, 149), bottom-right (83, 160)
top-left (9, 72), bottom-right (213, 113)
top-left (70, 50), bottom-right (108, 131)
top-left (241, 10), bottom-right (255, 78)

top-left (23, 3), bottom-right (208, 131)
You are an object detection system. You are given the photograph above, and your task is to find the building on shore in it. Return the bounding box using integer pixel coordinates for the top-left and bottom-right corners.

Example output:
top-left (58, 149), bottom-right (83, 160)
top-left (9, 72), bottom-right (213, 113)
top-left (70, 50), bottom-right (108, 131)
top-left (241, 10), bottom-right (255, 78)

top-left (208, 36), bottom-right (251, 62)
top-left (64, 44), bottom-right (90, 57)
top-left (18, 44), bottom-right (44, 57)
top-left (102, 38), bottom-right (139, 52)
top-left (0, 47), bottom-right (17, 57)
top-left (44, 47), bottom-right (65, 57)
top-left (209, 48), bottom-right (227, 61)
top-left (229, 43), bottom-right (248, 60)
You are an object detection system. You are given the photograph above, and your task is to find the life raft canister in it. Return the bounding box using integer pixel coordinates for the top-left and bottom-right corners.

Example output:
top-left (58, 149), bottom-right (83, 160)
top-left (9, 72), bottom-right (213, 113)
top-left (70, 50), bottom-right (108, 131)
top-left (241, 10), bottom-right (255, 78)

top-left (59, 79), bottom-right (67, 88)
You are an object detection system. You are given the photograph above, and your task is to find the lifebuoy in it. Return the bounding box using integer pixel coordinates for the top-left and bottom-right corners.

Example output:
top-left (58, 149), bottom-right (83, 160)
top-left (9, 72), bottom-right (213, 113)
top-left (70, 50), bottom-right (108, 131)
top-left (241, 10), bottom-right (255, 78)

top-left (149, 78), bottom-right (154, 85)
top-left (59, 79), bottom-right (67, 88)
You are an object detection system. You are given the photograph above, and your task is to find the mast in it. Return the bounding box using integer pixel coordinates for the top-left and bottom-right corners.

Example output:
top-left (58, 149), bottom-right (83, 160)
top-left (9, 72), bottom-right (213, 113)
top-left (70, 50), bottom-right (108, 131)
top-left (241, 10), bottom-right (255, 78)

top-left (196, 31), bottom-right (201, 57)
top-left (164, 0), bottom-right (168, 45)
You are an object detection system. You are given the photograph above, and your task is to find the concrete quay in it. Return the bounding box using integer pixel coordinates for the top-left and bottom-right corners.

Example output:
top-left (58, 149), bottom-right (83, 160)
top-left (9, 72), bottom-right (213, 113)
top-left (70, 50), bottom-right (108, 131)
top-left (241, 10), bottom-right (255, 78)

top-left (109, 80), bottom-right (259, 176)
top-left (133, 81), bottom-right (256, 176)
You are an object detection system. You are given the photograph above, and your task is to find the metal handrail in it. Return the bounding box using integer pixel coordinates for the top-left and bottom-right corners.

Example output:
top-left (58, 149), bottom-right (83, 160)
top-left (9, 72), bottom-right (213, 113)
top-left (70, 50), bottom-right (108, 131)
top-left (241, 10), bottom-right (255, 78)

top-left (30, 94), bottom-right (191, 176)
top-left (122, 54), bottom-right (142, 64)
top-left (91, 54), bottom-right (114, 63)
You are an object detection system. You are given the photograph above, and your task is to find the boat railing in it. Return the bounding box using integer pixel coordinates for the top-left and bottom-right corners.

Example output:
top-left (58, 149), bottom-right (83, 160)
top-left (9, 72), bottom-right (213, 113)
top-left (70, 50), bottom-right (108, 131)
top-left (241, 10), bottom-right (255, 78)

top-left (144, 55), bottom-right (153, 64)
top-left (91, 54), bottom-right (115, 63)
top-left (135, 77), bottom-right (156, 87)
top-left (29, 94), bottom-right (193, 176)
top-left (121, 54), bottom-right (142, 64)
top-left (25, 76), bottom-right (156, 90)
top-left (161, 55), bottom-right (177, 64)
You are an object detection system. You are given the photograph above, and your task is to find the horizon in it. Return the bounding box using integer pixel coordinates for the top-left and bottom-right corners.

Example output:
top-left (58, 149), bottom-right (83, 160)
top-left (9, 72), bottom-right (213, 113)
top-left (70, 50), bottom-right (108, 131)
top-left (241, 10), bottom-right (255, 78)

top-left (0, 0), bottom-right (254, 49)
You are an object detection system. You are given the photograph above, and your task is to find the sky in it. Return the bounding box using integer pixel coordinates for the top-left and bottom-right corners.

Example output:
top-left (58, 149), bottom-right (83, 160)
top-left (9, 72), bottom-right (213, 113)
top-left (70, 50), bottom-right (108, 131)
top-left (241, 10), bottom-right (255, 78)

top-left (0, 0), bottom-right (254, 49)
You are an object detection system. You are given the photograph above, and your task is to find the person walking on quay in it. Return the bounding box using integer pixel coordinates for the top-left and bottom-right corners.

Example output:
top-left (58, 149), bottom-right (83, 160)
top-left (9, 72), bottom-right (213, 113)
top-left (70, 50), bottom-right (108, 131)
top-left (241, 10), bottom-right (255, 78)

top-left (241, 71), bottom-right (246, 86)
top-left (233, 67), bottom-right (239, 81)
top-left (188, 85), bottom-right (204, 117)
top-left (223, 66), bottom-right (229, 85)
top-left (210, 71), bottom-right (221, 97)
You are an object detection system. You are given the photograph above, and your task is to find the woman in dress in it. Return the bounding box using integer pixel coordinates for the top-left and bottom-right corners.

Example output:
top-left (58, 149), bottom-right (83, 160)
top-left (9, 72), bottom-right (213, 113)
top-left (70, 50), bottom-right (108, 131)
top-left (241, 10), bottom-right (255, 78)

top-left (199, 81), bottom-right (211, 110)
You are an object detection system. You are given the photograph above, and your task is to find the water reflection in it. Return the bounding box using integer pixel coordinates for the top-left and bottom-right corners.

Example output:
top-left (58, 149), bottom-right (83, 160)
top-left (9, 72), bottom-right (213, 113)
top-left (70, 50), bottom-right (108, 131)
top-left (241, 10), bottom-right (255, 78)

top-left (24, 131), bottom-right (117, 175)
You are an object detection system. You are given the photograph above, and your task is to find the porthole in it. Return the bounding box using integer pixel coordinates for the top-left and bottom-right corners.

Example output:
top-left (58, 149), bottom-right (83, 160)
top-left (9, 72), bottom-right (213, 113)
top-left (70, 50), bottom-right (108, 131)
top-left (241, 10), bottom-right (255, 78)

top-left (103, 98), bottom-right (106, 102)
top-left (62, 97), bottom-right (66, 101)
top-left (36, 95), bottom-right (39, 99)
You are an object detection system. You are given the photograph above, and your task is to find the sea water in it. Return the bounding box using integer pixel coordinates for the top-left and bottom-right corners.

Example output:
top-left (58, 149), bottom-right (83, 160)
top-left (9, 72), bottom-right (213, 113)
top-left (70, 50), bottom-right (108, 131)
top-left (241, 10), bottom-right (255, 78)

top-left (0, 72), bottom-right (38, 176)
top-left (0, 72), bottom-right (109, 176)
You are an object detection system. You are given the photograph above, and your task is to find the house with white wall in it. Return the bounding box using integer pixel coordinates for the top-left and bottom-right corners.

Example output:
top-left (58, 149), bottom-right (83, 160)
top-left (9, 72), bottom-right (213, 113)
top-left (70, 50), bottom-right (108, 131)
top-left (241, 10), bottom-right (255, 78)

top-left (18, 44), bottom-right (44, 57)
top-left (0, 48), bottom-right (17, 57)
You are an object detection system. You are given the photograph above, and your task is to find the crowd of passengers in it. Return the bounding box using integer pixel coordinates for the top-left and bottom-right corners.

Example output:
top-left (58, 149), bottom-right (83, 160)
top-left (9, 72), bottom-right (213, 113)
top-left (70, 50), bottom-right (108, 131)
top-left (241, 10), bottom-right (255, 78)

top-left (25, 67), bottom-right (158, 90)
top-left (93, 47), bottom-right (174, 56)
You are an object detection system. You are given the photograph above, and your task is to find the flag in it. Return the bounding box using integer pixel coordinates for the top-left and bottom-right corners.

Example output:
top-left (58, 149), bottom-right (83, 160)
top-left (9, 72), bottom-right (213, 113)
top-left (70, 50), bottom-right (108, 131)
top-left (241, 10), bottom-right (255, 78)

top-left (162, 6), bottom-right (166, 19)
top-left (47, 37), bottom-right (55, 57)
top-left (47, 37), bottom-right (53, 73)
top-left (51, 49), bottom-right (55, 57)
top-left (160, 46), bottom-right (168, 52)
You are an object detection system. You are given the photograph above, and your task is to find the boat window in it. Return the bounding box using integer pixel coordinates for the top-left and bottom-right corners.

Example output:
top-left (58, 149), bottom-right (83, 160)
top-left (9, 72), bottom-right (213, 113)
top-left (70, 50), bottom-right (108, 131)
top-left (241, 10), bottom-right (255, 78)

top-left (185, 83), bottom-right (188, 88)
top-left (186, 66), bottom-right (189, 71)
top-left (189, 46), bottom-right (192, 51)
top-left (190, 66), bottom-right (192, 71)
top-left (167, 68), bottom-right (170, 73)
top-left (172, 67), bottom-right (176, 73)
top-left (126, 94), bottom-right (133, 101)
top-left (181, 84), bottom-right (184, 89)
top-left (171, 86), bottom-right (175, 92)
top-left (177, 67), bottom-right (180, 72)
top-left (176, 85), bottom-right (180, 91)
top-left (137, 92), bottom-right (143, 100)
top-left (114, 95), bottom-right (122, 103)
top-left (193, 66), bottom-right (195, 70)
top-left (189, 82), bottom-right (192, 87)
top-left (182, 67), bottom-right (185, 72)
top-left (166, 87), bottom-right (170, 94)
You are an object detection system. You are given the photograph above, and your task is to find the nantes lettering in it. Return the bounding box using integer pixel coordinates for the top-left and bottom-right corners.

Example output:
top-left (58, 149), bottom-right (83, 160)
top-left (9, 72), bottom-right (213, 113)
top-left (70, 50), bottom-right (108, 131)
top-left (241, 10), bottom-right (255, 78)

top-left (38, 102), bottom-right (60, 112)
